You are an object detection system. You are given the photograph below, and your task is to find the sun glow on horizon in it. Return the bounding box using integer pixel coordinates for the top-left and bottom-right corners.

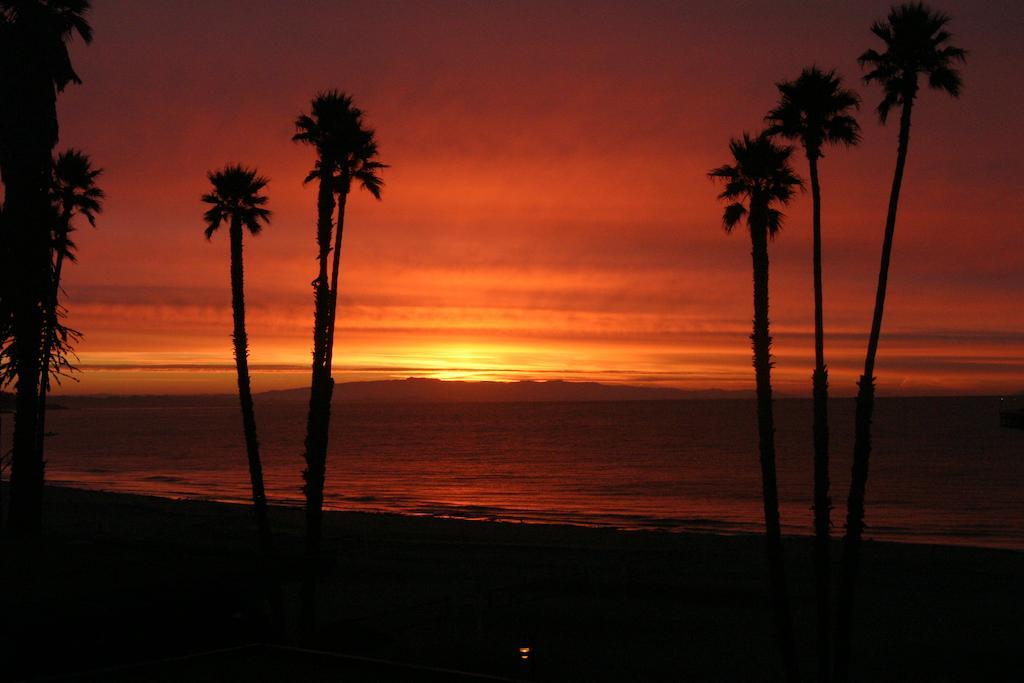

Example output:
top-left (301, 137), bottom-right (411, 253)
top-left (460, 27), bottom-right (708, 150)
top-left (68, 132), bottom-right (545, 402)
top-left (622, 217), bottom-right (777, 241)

top-left (37, 0), bottom-right (1024, 398)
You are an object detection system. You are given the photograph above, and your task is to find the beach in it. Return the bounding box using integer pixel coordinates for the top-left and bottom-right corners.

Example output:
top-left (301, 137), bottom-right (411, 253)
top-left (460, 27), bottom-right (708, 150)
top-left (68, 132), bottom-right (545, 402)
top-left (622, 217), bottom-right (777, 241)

top-left (1, 485), bottom-right (1020, 681)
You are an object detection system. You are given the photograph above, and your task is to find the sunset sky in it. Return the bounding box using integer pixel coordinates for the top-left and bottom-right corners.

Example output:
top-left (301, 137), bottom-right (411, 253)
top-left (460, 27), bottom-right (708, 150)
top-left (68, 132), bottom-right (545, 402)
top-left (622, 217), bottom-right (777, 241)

top-left (53, 0), bottom-right (1023, 396)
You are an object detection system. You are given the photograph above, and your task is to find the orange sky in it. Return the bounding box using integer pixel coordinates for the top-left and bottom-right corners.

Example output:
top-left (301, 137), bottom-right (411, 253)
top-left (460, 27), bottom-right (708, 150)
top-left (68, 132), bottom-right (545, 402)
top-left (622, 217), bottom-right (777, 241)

top-left (51, 0), bottom-right (1024, 395)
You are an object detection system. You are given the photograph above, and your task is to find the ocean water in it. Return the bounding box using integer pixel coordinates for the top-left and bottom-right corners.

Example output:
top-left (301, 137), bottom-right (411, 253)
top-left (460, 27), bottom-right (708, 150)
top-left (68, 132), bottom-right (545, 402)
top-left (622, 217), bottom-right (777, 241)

top-left (19, 395), bottom-right (1024, 550)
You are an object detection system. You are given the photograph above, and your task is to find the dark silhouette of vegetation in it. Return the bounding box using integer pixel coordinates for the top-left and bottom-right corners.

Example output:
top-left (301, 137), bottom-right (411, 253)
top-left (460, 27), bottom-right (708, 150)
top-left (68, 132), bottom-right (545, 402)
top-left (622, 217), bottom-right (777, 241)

top-left (0, 390), bottom-right (8, 528)
top-left (202, 164), bottom-right (286, 636)
top-left (36, 149), bottom-right (102, 463)
top-left (0, 205), bottom-right (7, 530)
top-left (293, 90), bottom-right (385, 639)
top-left (0, 0), bottom-right (92, 536)
top-left (0, 203), bottom-right (8, 402)
top-left (766, 66), bottom-right (860, 683)
top-left (710, 132), bottom-right (802, 683)
top-left (834, 5), bottom-right (966, 681)
top-left (201, 165), bottom-right (275, 557)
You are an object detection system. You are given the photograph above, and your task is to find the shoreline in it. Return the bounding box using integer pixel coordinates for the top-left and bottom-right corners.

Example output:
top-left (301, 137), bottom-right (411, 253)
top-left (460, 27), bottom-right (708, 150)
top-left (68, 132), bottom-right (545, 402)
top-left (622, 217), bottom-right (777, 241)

top-left (43, 481), bottom-right (1024, 553)
top-left (2, 485), bottom-right (1021, 680)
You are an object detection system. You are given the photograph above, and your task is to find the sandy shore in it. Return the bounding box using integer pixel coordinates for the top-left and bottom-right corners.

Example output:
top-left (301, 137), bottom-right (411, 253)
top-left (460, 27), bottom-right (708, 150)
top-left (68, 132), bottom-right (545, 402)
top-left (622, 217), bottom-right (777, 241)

top-left (1, 485), bottom-right (1020, 681)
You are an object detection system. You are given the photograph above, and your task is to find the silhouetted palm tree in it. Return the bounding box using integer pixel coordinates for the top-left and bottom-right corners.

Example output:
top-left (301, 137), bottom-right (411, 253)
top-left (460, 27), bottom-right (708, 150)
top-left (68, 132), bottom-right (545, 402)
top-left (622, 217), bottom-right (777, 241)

top-left (766, 66), bottom-right (860, 683)
top-left (36, 149), bottom-right (103, 460)
top-left (293, 90), bottom-right (384, 639)
top-left (834, 5), bottom-right (966, 681)
top-left (201, 165), bottom-right (274, 558)
top-left (0, 0), bottom-right (93, 536)
top-left (710, 133), bottom-right (802, 683)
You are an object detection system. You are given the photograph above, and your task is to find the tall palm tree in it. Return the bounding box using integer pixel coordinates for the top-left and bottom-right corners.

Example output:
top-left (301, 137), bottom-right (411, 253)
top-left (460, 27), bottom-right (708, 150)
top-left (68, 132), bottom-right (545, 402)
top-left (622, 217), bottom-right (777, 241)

top-left (201, 165), bottom-right (273, 557)
top-left (292, 90), bottom-right (384, 639)
top-left (36, 149), bottom-right (103, 460)
top-left (710, 132), bottom-right (802, 683)
top-left (766, 66), bottom-right (860, 683)
top-left (0, 0), bottom-right (93, 536)
top-left (834, 5), bottom-right (966, 680)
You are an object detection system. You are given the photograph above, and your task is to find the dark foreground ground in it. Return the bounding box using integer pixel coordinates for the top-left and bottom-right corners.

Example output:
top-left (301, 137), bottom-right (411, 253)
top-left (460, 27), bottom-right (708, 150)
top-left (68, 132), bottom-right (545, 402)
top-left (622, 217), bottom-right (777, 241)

top-left (0, 486), bottom-right (1020, 681)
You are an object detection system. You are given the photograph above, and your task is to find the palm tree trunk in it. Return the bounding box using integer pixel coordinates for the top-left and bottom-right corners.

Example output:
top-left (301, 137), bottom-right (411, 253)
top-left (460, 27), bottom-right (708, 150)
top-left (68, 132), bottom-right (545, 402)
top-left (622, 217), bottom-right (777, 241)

top-left (808, 153), bottom-right (831, 683)
top-left (834, 96), bottom-right (915, 683)
top-left (0, 409), bottom-right (5, 529)
top-left (9, 352), bottom-right (42, 536)
top-left (36, 221), bottom-right (68, 465)
top-left (0, 409), bottom-right (4, 528)
top-left (300, 170), bottom-right (337, 642)
top-left (5, 159), bottom-right (52, 537)
top-left (750, 208), bottom-right (799, 683)
top-left (324, 185), bottom-right (349, 373)
top-left (228, 219), bottom-right (273, 556)
top-left (228, 218), bottom-right (284, 636)
top-left (299, 181), bottom-right (351, 644)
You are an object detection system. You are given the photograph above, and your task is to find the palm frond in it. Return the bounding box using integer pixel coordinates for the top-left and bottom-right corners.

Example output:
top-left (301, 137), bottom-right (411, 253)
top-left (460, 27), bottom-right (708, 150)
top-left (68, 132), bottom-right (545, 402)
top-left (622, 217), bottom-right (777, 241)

top-left (928, 64), bottom-right (962, 96)
top-left (51, 148), bottom-right (104, 259)
top-left (1, 0), bottom-right (93, 90)
top-left (294, 90), bottom-right (386, 201)
top-left (202, 164), bottom-right (271, 238)
top-left (722, 202), bottom-right (746, 232)
top-left (765, 208), bottom-right (785, 237)
top-left (203, 210), bottom-right (223, 240)
top-left (859, 2), bottom-right (966, 123)
top-left (709, 132), bottom-right (802, 237)
top-left (765, 66), bottom-right (861, 157)
top-left (824, 114), bottom-right (862, 147)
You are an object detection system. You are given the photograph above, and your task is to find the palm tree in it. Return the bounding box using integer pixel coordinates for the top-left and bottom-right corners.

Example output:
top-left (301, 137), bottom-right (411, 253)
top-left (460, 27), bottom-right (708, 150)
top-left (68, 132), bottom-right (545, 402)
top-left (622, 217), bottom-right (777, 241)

top-left (834, 5), bottom-right (966, 680)
top-left (292, 90), bottom-right (384, 639)
top-left (709, 132), bottom-right (802, 683)
top-left (36, 149), bottom-right (103, 460)
top-left (0, 0), bottom-right (93, 536)
top-left (766, 67), bottom-right (860, 683)
top-left (201, 165), bottom-right (274, 558)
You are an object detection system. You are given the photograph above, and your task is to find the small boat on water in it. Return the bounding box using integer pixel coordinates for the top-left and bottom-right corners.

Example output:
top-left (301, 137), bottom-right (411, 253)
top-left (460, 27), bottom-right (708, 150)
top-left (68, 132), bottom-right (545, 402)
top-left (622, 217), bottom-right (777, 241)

top-left (999, 397), bottom-right (1024, 429)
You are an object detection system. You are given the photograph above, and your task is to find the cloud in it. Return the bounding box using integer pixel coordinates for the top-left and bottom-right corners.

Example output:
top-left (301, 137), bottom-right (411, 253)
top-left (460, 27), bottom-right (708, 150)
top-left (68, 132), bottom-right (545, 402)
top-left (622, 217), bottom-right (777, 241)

top-left (51, 0), bottom-right (1024, 394)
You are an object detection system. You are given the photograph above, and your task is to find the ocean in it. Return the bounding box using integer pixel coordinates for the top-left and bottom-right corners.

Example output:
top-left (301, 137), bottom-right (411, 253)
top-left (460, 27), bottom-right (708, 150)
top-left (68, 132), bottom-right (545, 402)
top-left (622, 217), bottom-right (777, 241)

top-left (21, 395), bottom-right (1024, 550)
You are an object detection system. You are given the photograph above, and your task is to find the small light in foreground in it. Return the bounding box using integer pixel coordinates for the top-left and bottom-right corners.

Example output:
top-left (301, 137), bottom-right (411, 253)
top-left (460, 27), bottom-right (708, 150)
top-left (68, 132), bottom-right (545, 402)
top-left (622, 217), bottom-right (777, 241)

top-left (519, 646), bottom-right (531, 661)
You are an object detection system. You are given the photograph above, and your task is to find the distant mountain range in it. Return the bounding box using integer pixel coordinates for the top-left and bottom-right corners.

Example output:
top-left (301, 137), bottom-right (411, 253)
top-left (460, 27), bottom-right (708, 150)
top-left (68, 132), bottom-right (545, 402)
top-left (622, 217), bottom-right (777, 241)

top-left (258, 378), bottom-right (750, 403)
